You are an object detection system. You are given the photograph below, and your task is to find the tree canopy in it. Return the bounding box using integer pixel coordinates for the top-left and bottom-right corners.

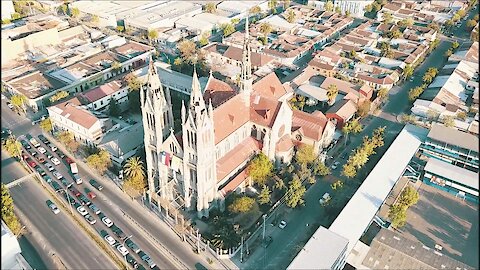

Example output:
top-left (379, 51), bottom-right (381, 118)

top-left (285, 175), bottom-right (306, 208)
top-left (257, 185), bottom-right (272, 205)
top-left (388, 203), bottom-right (407, 228)
top-left (398, 186), bottom-right (419, 207)
top-left (295, 144), bottom-right (317, 165)
top-left (3, 135), bottom-right (22, 159)
top-left (39, 118), bottom-right (53, 134)
top-left (247, 153), bottom-right (273, 186)
top-left (228, 196), bottom-right (255, 213)
top-left (2, 184), bottom-right (22, 235)
top-left (86, 149), bottom-right (111, 175)
top-left (204, 2), bottom-right (217, 13)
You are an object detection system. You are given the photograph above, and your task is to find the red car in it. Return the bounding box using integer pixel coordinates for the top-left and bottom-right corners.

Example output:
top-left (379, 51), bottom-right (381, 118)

top-left (25, 158), bottom-right (37, 168)
top-left (22, 153), bottom-right (29, 160)
top-left (85, 188), bottom-right (96, 199)
top-left (70, 187), bottom-right (82, 197)
top-left (35, 155), bottom-right (46, 163)
top-left (65, 157), bottom-right (74, 164)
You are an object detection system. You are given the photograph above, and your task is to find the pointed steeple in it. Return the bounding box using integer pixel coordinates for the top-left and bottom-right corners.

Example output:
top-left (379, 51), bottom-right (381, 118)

top-left (146, 56), bottom-right (163, 95)
top-left (181, 100), bottom-right (186, 123)
top-left (208, 98), bottom-right (213, 118)
top-left (188, 66), bottom-right (207, 121)
top-left (241, 14), bottom-right (253, 105)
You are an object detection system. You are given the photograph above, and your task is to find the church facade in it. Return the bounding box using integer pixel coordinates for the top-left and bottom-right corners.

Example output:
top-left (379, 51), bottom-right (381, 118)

top-left (141, 18), bottom-right (336, 218)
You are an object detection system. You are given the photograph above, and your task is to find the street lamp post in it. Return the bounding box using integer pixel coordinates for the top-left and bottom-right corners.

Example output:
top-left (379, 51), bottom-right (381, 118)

top-left (262, 214), bottom-right (267, 241)
top-left (59, 188), bottom-right (73, 214)
top-left (122, 235), bottom-right (133, 267)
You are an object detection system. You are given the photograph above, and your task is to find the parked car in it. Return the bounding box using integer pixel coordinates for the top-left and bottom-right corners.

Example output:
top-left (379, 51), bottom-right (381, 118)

top-left (38, 134), bottom-right (49, 144)
top-left (63, 192), bottom-right (76, 205)
top-left (278, 220), bottom-right (287, 229)
top-left (70, 187), bottom-right (82, 197)
top-left (35, 167), bottom-right (46, 176)
top-left (117, 245), bottom-right (129, 256)
top-left (28, 149), bottom-right (37, 157)
top-left (20, 140), bottom-right (31, 149)
top-left (26, 159), bottom-right (37, 168)
top-left (38, 147), bottom-right (47, 154)
top-left (57, 151), bottom-right (66, 159)
top-left (76, 205), bottom-right (88, 216)
top-left (319, 192), bottom-right (331, 206)
top-left (48, 144), bottom-right (57, 152)
top-left (61, 178), bottom-right (73, 188)
top-left (36, 155), bottom-right (46, 164)
top-left (111, 225), bottom-right (126, 239)
top-left (84, 188), bottom-right (96, 199)
top-left (51, 181), bottom-right (62, 191)
top-left (84, 214), bottom-right (96, 225)
top-left (51, 157), bottom-right (61, 166)
top-left (43, 175), bottom-right (53, 184)
top-left (45, 162), bottom-right (54, 171)
top-left (89, 179), bottom-right (103, 191)
top-left (125, 254), bottom-right (138, 268)
top-left (88, 203), bottom-right (101, 215)
top-left (78, 194), bottom-right (91, 206)
top-left (125, 239), bottom-right (141, 253)
top-left (46, 200), bottom-right (60, 214)
top-left (52, 171), bottom-right (63, 180)
top-left (331, 161), bottom-right (340, 170)
top-left (101, 216), bottom-right (114, 227)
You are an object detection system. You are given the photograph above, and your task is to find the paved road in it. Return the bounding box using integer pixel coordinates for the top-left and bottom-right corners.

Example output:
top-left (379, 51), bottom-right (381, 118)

top-left (2, 96), bottom-right (210, 269)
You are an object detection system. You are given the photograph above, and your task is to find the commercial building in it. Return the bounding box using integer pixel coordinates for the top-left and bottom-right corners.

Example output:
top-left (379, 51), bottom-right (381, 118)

top-left (1, 221), bottom-right (32, 270)
top-left (334, 0), bottom-right (374, 17)
top-left (419, 124), bottom-right (479, 173)
top-left (287, 226), bottom-right (348, 270)
top-left (423, 158), bottom-right (478, 202)
top-left (363, 228), bottom-right (473, 270)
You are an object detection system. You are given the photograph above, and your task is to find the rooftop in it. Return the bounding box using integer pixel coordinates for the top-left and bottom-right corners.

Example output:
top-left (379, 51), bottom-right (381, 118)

top-left (7, 71), bottom-right (67, 99)
top-left (424, 158), bottom-right (478, 190)
top-left (427, 124), bottom-right (479, 152)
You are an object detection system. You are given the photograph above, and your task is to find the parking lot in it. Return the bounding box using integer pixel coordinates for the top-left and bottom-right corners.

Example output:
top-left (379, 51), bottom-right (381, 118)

top-left (399, 183), bottom-right (479, 268)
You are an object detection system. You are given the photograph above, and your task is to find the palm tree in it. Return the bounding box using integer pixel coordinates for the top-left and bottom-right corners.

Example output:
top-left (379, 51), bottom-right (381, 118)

top-left (124, 157), bottom-right (145, 181)
top-left (326, 84), bottom-right (338, 105)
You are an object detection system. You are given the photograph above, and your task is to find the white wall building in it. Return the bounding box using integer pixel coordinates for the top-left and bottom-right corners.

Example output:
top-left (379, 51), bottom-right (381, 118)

top-left (2, 221), bottom-right (31, 270)
top-left (79, 80), bottom-right (129, 112)
top-left (1, 0), bottom-right (15, 20)
top-left (334, 0), bottom-right (374, 17)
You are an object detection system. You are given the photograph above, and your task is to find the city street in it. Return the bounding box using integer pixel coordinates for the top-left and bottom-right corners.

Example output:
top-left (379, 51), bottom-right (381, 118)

top-left (231, 32), bottom-right (455, 269)
top-left (2, 97), bottom-right (210, 269)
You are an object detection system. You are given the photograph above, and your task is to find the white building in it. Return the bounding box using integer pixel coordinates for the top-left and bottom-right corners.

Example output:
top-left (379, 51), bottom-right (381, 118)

top-left (1, 221), bottom-right (32, 270)
top-left (216, 1), bottom-right (269, 18)
top-left (1, 0), bottom-right (15, 20)
top-left (47, 98), bottom-right (108, 145)
top-left (334, 0), bottom-right (374, 17)
top-left (79, 80), bottom-right (129, 112)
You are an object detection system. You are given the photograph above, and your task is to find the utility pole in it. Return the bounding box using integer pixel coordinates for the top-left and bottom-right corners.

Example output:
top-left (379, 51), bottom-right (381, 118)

top-left (240, 236), bottom-right (244, 263)
top-left (196, 229), bottom-right (201, 253)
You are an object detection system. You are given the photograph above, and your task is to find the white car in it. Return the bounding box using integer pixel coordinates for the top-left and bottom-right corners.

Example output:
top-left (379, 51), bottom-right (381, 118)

top-left (117, 245), bottom-right (129, 256)
top-left (331, 161), bottom-right (340, 170)
top-left (52, 171), bottom-right (63, 180)
top-left (279, 220), bottom-right (287, 229)
top-left (7, 102), bottom-right (13, 109)
top-left (102, 216), bottom-right (114, 227)
top-left (38, 147), bottom-right (47, 154)
top-left (51, 157), bottom-right (61, 166)
top-left (48, 202), bottom-right (60, 214)
top-left (45, 162), bottom-right (54, 172)
top-left (85, 214), bottom-right (96, 225)
top-left (77, 205), bottom-right (88, 216)
top-left (1, 94), bottom-right (5, 100)
top-left (105, 235), bottom-right (116, 246)
top-left (48, 144), bottom-right (57, 152)
top-left (319, 192), bottom-right (331, 206)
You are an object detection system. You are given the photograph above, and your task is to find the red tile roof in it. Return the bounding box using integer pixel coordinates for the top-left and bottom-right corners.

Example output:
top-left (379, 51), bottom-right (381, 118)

top-left (213, 95), bottom-right (251, 145)
top-left (292, 109), bottom-right (328, 141)
top-left (253, 72), bottom-right (287, 100)
top-left (219, 169), bottom-right (247, 197)
top-left (51, 98), bottom-right (99, 129)
top-left (326, 99), bottom-right (357, 120)
top-left (223, 46), bottom-right (274, 67)
top-left (276, 134), bottom-right (295, 152)
top-left (81, 80), bottom-right (123, 102)
top-left (216, 136), bottom-right (262, 182)
top-left (250, 94), bottom-right (282, 128)
top-left (203, 75), bottom-right (237, 108)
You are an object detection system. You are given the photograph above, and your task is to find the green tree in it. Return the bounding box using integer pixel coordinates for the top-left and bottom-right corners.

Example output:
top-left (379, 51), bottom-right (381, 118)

top-left (456, 111), bottom-right (467, 121)
top-left (326, 84), bottom-right (338, 104)
top-left (247, 153), bottom-right (273, 186)
top-left (295, 144), bottom-right (317, 165)
top-left (10, 94), bottom-right (27, 114)
top-left (427, 22), bottom-right (440, 31)
top-left (178, 39), bottom-right (198, 64)
top-left (377, 87), bottom-right (389, 100)
top-left (11, 12), bottom-right (22, 20)
top-left (259, 22), bottom-right (273, 38)
top-left (250, 5), bottom-right (261, 15)
top-left (451, 41), bottom-right (460, 50)
top-left (272, 175), bottom-right (286, 190)
top-left (228, 196), bottom-right (255, 213)
top-left (282, 0), bottom-right (291, 9)
top-left (222, 23), bottom-right (235, 37)
top-left (199, 33), bottom-right (209, 47)
top-left (350, 148), bottom-right (369, 169)
top-left (2, 184), bottom-right (22, 235)
top-left (442, 115), bottom-right (455, 127)
top-left (426, 109), bottom-right (440, 122)
top-left (268, 0), bottom-right (278, 12)
top-left (398, 17), bottom-right (414, 27)
top-left (258, 185), bottom-right (272, 205)
top-left (125, 73), bottom-right (142, 92)
top-left (4, 135), bottom-right (22, 159)
top-left (91, 15), bottom-right (99, 25)
top-left (116, 25), bottom-right (125, 32)
top-left (108, 98), bottom-right (120, 116)
top-left (86, 149), bottom-right (111, 175)
top-left (342, 163), bottom-right (356, 178)
top-left (49, 90), bottom-right (69, 103)
top-left (388, 203), bottom-right (408, 228)
top-left (342, 117), bottom-right (363, 145)
top-left (174, 57), bottom-right (183, 67)
top-left (147, 29), bottom-right (158, 43)
top-left (357, 100), bottom-right (371, 118)
top-left (467, 19), bottom-right (477, 29)
top-left (123, 157), bottom-right (146, 193)
top-left (39, 118), bottom-right (53, 134)
top-left (71, 7), bottom-right (80, 18)
top-left (331, 180), bottom-right (344, 191)
top-left (382, 12), bottom-right (393, 24)
top-left (335, 6), bottom-right (341, 14)
top-left (364, 4), bottom-right (373, 13)
top-left (313, 161), bottom-right (330, 176)
top-left (285, 9), bottom-right (296, 23)
top-left (385, 29), bottom-right (402, 39)
top-left (58, 131), bottom-right (79, 152)
top-left (285, 175), bottom-right (306, 208)
top-left (60, 4), bottom-right (68, 15)
top-left (324, 1), bottom-right (334, 12)
top-left (445, 49), bottom-right (453, 57)
top-left (398, 186), bottom-right (419, 207)
top-left (379, 42), bottom-right (394, 58)
top-left (204, 2), bottom-right (217, 13)
top-left (402, 64), bottom-right (414, 80)
top-left (400, 114), bottom-right (416, 124)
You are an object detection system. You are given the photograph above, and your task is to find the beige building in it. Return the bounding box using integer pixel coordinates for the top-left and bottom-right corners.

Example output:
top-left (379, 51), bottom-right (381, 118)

top-left (142, 18), bottom-right (335, 218)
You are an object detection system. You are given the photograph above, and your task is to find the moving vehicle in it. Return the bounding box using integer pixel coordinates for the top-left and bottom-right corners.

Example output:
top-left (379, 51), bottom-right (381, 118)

top-left (46, 200), bottom-right (60, 214)
top-left (319, 192), bottom-right (331, 206)
top-left (279, 220), bottom-right (287, 229)
top-left (89, 179), bottom-right (103, 191)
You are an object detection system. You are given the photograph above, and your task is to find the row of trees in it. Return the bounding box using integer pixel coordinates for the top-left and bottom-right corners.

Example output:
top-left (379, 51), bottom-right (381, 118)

top-left (364, 0), bottom-right (388, 14)
top-left (57, 131), bottom-right (80, 153)
top-left (444, 41), bottom-right (460, 58)
top-left (408, 68), bottom-right (438, 101)
top-left (388, 186), bottom-right (419, 228)
top-left (86, 149), bottom-right (112, 175)
top-left (342, 126), bottom-right (386, 178)
top-left (49, 90), bottom-right (69, 103)
top-left (2, 184), bottom-right (22, 235)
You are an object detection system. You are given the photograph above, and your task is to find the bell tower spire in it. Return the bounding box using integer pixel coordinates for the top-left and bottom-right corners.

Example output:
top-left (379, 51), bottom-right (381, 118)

top-left (240, 14), bottom-right (253, 105)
